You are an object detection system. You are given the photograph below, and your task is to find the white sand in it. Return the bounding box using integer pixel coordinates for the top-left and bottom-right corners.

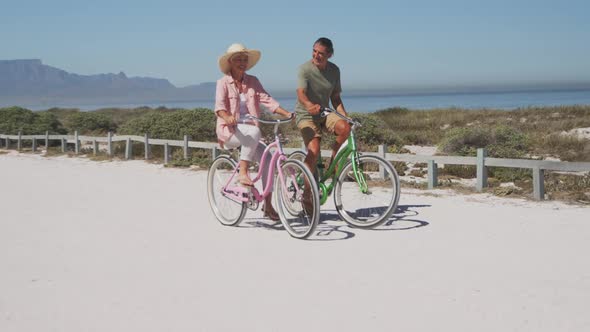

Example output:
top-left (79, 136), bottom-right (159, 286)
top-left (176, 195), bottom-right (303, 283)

top-left (1, 151), bottom-right (589, 332)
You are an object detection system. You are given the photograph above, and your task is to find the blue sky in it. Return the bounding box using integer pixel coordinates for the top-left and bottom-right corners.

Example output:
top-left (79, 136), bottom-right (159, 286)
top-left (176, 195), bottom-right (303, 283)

top-left (2, 0), bottom-right (589, 91)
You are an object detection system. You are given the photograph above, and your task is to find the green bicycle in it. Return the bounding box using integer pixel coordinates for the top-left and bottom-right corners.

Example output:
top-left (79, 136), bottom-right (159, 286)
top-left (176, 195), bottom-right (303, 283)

top-left (289, 107), bottom-right (400, 228)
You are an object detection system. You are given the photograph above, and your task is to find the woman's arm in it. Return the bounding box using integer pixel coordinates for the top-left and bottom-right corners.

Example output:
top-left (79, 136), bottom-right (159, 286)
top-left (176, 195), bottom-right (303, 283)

top-left (215, 79), bottom-right (236, 125)
top-left (273, 106), bottom-right (293, 118)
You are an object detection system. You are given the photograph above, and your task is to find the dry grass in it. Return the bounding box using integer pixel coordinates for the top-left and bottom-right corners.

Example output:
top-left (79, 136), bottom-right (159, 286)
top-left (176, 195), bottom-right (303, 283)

top-left (374, 105), bottom-right (590, 161)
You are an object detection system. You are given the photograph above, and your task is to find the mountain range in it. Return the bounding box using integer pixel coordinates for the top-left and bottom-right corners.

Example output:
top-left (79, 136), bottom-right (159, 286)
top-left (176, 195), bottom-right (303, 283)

top-left (0, 59), bottom-right (216, 108)
top-left (3, 59), bottom-right (590, 110)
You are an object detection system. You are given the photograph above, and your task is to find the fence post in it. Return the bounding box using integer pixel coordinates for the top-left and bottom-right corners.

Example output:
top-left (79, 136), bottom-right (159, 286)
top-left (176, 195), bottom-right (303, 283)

top-left (45, 131), bottom-right (49, 150)
top-left (4, 136), bottom-right (8, 149)
top-left (125, 137), bottom-right (132, 160)
top-left (61, 137), bottom-right (66, 152)
top-left (428, 160), bottom-right (438, 189)
top-left (144, 133), bottom-right (150, 160)
top-left (32, 137), bottom-right (37, 152)
top-left (93, 140), bottom-right (98, 155)
top-left (378, 144), bottom-right (387, 179)
top-left (183, 135), bottom-right (189, 159)
top-left (211, 146), bottom-right (219, 160)
top-left (164, 143), bottom-right (170, 164)
top-left (532, 167), bottom-right (545, 200)
top-left (107, 132), bottom-right (113, 157)
top-left (74, 131), bottom-right (80, 154)
top-left (476, 148), bottom-right (488, 192)
top-left (17, 131), bottom-right (22, 151)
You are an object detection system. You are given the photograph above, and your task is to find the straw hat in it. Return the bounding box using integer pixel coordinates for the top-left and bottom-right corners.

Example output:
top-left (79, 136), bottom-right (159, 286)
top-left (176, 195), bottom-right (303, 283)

top-left (218, 43), bottom-right (261, 74)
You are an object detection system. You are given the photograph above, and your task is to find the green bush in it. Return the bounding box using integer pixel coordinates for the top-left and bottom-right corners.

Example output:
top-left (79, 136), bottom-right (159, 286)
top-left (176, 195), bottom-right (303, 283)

top-left (438, 127), bottom-right (492, 156)
top-left (119, 108), bottom-right (216, 141)
top-left (438, 125), bottom-right (529, 158)
top-left (488, 126), bottom-right (529, 158)
top-left (64, 111), bottom-right (117, 134)
top-left (352, 113), bottom-right (403, 147)
top-left (439, 165), bottom-right (477, 178)
top-left (0, 106), bottom-right (66, 134)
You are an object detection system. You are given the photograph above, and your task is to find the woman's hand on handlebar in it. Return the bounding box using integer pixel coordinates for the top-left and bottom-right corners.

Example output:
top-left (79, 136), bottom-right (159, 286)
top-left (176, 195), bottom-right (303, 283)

top-left (223, 114), bottom-right (237, 126)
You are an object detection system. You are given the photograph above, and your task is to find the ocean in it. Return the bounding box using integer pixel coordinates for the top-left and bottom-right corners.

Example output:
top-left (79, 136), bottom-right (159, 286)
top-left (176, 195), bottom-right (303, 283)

top-left (22, 89), bottom-right (590, 113)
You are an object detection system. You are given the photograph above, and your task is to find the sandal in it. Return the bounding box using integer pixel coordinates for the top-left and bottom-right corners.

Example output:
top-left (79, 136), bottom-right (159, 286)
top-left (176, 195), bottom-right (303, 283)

top-left (237, 174), bottom-right (254, 187)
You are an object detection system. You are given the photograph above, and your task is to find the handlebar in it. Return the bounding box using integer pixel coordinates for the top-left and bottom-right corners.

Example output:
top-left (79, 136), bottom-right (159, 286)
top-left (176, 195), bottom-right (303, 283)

top-left (245, 113), bottom-right (294, 124)
top-left (320, 107), bottom-right (361, 128)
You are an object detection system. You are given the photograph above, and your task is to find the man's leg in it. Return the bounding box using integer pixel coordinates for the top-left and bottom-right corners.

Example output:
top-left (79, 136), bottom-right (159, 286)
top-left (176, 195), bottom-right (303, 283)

top-left (328, 117), bottom-right (351, 166)
top-left (305, 137), bottom-right (321, 177)
top-left (297, 120), bottom-right (322, 213)
top-left (297, 119), bottom-right (322, 177)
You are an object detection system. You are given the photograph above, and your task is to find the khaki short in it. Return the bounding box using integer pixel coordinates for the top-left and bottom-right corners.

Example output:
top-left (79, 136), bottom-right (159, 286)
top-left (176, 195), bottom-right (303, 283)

top-left (297, 112), bottom-right (342, 145)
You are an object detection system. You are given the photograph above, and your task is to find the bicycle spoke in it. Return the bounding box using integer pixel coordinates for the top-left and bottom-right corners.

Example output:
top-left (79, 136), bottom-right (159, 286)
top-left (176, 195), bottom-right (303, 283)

top-left (275, 159), bottom-right (320, 239)
top-left (207, 156), bottom-right (247, 226)
top-left (334, 156), bottom-right (400, 228)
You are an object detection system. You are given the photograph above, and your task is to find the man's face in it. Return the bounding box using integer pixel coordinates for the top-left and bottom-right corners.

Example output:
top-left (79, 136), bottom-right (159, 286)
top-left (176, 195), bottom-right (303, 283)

top-left (311, 43), bottom-right (331, 69)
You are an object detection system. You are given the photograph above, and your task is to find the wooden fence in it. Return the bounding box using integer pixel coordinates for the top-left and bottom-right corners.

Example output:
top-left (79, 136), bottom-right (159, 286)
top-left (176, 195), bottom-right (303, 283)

top-left (2, 131), bottom-right (590, 201)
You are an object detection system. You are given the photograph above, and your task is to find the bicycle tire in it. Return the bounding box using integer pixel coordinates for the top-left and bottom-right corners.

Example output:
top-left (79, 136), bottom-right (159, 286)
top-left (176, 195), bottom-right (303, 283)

top-left (274, 159), bottom-right (320, 239)
top-left (288, 150), bottom-right (307, 163)
top-left (207, 155), bottom-right (248, 226)
top-left (333, 155), bottom-right (400, 228)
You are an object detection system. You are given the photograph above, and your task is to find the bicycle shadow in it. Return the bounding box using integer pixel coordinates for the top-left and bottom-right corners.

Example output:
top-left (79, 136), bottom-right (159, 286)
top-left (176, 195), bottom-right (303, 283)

top-left (240, 204), bottom-right (431, 241)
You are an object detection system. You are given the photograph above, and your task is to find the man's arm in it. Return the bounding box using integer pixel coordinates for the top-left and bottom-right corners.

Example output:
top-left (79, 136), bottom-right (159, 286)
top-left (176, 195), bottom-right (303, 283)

top-left (297, 88), bottom-right (321, 116)
top-left (330, 92), bottom-right (347, 116)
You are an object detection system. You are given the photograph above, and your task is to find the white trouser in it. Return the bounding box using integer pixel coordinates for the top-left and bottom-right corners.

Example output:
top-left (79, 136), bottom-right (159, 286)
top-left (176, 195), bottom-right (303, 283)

top-left (223, 124), bottom-right (273, 189)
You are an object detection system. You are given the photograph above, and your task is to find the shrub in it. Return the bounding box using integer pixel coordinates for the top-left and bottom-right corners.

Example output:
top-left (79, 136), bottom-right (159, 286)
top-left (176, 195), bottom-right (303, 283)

top-left (119, 108), bottom-right (217, 141)
top-left (438, 125), bottom-right (529, 159)
top-left (64, 111), bottom-right (117, 134)
top-left (352, 113), bottom-right (403, 147)
top-left (438, 127), bottom-right (492, 156)
top-left (439, 165), bottom-right (477, 178)
top-left (488, 126), bottom-right (529, 158)
top-left (0, 106), bottom-right (66, 134)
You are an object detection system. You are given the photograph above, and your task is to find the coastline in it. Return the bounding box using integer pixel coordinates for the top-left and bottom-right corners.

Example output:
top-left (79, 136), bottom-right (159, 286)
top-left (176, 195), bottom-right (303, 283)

top-left (6, 88), bottom-right (590, 112)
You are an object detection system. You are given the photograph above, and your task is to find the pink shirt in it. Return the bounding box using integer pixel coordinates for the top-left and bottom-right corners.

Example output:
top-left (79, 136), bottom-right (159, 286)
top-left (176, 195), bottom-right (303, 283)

top-left (214, 73), bottom-right (280, 145)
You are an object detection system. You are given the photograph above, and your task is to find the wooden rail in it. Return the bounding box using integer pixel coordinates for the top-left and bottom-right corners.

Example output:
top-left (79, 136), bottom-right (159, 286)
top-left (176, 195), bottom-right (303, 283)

top-left (2, 131), bottom-right (589, 200)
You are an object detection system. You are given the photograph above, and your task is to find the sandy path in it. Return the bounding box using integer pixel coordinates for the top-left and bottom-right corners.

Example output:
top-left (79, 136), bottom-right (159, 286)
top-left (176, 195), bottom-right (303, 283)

top-left (1, 152), bottom-right (589, 332)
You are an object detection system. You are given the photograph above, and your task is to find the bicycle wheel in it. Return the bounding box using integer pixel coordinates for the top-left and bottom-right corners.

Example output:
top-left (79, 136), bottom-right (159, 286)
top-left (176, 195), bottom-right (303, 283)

top-left (288, 150), bottom-right (307, 162)
top-left (288, 150), bottom-right (319, 180)
top-left (207, 155), bottom-right (248, 226)
top-left (334, 155), bottom-right (400, 228)
top-left (274, 159), bottom-right (320, 239)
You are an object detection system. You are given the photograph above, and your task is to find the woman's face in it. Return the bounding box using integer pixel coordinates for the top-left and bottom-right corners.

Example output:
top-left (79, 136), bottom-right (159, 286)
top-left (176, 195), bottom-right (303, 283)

top-left (229, 53), bottom-right (249, 73)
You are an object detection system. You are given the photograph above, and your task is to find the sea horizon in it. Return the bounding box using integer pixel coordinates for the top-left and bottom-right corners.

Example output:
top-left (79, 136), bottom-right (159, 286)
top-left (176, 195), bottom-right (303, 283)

top-left (11, 88), bottom-right (590, 113)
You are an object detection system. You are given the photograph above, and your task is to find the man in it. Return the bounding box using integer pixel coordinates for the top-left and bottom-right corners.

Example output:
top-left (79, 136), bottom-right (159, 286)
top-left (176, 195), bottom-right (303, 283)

top-left (295, 37), bottom-right (351, 176)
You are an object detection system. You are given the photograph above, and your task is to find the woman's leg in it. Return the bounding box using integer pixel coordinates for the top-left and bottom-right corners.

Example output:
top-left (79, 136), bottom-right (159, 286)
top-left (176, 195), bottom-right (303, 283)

top-left (224, 124), bottom-right (262, 185)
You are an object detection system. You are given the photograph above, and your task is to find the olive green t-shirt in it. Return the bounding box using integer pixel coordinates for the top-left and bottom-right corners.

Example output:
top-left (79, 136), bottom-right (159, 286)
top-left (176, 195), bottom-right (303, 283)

top-left (295, 60), bottom-right (342, 123)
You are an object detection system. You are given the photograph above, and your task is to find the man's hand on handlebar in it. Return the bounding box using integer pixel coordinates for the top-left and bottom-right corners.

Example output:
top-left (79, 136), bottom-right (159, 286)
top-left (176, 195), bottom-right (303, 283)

top-left (306, 104), bottom-right (322, 116)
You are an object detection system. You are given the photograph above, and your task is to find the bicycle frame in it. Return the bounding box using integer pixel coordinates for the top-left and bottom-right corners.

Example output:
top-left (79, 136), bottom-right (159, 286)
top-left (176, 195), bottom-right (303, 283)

top-left (314, 113), bottom-right (369, 205)
top-left (220, 117), bottom-right (300, 207)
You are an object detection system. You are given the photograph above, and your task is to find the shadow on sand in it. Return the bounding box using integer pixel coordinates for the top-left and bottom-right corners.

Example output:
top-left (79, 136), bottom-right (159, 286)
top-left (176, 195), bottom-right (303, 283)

top-left (240, 204), bottom-right (431, 241)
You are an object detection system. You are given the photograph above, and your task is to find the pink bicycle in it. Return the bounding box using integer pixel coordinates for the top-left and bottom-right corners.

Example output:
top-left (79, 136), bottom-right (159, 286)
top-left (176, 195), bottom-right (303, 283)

top-left (207, 114), bottom-right (320, 239)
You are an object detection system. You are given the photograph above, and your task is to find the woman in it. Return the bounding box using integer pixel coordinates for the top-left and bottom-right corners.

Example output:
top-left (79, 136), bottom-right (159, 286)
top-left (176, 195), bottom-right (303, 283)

top-left (214, 43), bottom-right (293, 221)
